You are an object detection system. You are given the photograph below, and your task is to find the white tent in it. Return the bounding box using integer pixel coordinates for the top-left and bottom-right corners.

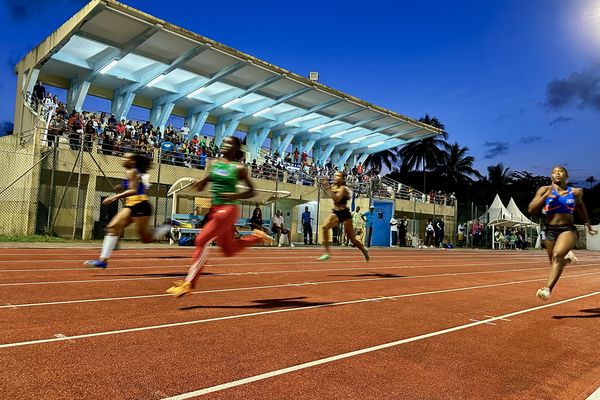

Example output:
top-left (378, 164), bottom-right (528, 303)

top-left (477, 194), bottom-right (512, 225)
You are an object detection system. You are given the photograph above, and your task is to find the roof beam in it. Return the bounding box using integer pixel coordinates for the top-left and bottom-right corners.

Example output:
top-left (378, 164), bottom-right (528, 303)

top-left (315, 115), bottom-right (386, 145)
top-left (219, 87), bottom-right (311, 122)
top-left (252, 98), bottom-right (342, 131)
top-left (289, 107), bottom-right (364, 142)
top-left (156, 61), bottom-right (247, 105)
top-left (189, 75), bottom-right (283, 115)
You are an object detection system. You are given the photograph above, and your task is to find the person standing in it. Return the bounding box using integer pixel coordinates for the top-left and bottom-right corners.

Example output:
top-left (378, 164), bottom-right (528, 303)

top-left (398, 216), bottom-right (407, 247)
top-left (390, 216), bottom-right (398, 246)
top-left (301, 206), bottom-right (313, 245)
top-left (471, 219), bottom-right (483, 247)
top-left (351, 205), bottom-right (364, 245)
top-left (362, 205), bottom-right (375, 247)
top-left (528, 165), bottom-right (597, 300)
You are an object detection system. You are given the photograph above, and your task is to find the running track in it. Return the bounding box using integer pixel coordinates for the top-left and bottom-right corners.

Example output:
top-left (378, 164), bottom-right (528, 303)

top-left (1, 246), bottom-right (599, 399)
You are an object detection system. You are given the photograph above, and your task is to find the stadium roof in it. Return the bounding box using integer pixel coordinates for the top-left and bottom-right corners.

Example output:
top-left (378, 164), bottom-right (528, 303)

top-left (16, 0), bottom-right (441, 163)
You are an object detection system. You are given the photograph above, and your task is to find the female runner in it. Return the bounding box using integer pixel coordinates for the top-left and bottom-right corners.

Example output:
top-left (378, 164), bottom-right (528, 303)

top-left (528, 165), bottom-right (597, 300)
top-left (167, 136), bottom-right (272, 297)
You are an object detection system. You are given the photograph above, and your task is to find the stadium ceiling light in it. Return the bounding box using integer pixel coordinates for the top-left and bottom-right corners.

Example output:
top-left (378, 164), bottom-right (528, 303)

top-left (222, 98), bottom-right (242, 109)
top-left (252, 107), bottom-right (272, 117)
top-left (284, 116), bottom-right (305, 126)
top-left (329, 127), bottom-right (362, 138)
top-left (308, 123), bottom-right (329, 132)
top-left (367, 140), bottom-right (386, 148)
top-left (147, 74), bottom-right (166, 87)
top-left (186, 87), bottom-right (206, 98)
top-left (99, 59), bottom-right (119, 74)
top-left (350, 136), bottom-right (367, 143)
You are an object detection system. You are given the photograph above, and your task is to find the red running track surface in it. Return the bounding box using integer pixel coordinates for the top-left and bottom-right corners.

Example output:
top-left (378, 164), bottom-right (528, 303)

top-left (1, 246), bottom-right (599, 399)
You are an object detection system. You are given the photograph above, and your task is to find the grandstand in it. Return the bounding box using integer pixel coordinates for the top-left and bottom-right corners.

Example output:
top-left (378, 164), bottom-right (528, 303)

top-left (1, 0), bottom-right (455, 244)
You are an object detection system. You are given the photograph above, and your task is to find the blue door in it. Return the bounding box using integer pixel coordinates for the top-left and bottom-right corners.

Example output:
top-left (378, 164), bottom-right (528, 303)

top-left (371, 200), bottom-right (394, 246)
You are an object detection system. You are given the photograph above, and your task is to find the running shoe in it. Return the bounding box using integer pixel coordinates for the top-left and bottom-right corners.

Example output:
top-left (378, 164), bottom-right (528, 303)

top-left (536, 287), bottom-right (551, 301)
top-left (316, 254), bottom-right (330, 261)
top-left (83, 259), bottom-right (107, 269)
top-left (564, 251), bottom-right (578, 264)
top-left (166, 281), bottom-right (193, 297)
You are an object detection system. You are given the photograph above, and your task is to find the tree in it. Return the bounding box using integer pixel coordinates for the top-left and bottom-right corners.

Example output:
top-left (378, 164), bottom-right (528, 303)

top-left (364, 148), bottom-right (399, 173)
top-left (397, 114), bottom-right (448, 192)
top-left (486, 163), bottom-right (514, 195)
top-left (585, 176), bottom-right (596, 189)
top-left (433, 142), bottom-right (481, 193)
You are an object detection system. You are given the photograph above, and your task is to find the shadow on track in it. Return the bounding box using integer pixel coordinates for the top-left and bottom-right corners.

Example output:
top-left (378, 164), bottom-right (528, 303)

top-left (328, 273), bottom-right (405, 278)
top-left (179, 296), bottom-right (333, 311)
top-left (553, 308), bottom-right (600, 320)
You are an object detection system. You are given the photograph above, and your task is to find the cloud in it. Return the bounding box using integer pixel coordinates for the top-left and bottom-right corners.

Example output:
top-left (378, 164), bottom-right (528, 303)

top-left (4, 0), bottom-right (85, 21)
top-left (544, 64), bottom-right (600, 111)
top-left (484, 141), bottom-right (510, 159)
top-left (548, 116), bottom-right (573, 126)
top-left (519, 135), bottom-right (543, 145)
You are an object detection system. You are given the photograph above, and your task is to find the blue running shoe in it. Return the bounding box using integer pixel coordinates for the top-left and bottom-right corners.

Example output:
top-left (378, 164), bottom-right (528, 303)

top-left (83, 259), bottom-right (107, 269)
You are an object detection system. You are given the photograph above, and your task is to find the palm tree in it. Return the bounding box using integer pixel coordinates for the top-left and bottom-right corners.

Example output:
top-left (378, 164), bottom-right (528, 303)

top-left (397, 114), bottom-right (448, 192)
top-left (364, 148), bottom-right (399, 173)
top-left (486, 163), bottom-right (514, 195)
top-left (433, 142), bottom-right (480, 192)
top-left (585, 176), bottom-right (596, 189)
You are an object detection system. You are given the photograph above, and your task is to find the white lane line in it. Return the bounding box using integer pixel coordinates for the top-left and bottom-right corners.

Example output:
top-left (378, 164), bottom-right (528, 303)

top-left (0, 258), bottom-right (540, 273)
top-left (2, 267), bottom-right (600, 308)
top-left (2, 272), bottom-right (599, 349)
top-left (468, 319), bottom-right (496, 325)
top-left (161, 290), bottom-right (600, 399)
top-left (4, 260), bottom-right (599, 287)
top-left (587, 386), bottom-right (600, 400)
top-left (484, 315), bottom-right (511, 321)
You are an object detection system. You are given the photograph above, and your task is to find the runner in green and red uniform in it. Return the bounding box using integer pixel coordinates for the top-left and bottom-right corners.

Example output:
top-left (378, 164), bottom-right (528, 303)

top-left (167, 136), bottom-right (272, 297)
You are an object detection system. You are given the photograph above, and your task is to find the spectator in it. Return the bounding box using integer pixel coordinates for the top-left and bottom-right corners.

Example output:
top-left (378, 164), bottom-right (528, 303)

top-left (47, 114), bottom-right (66, 147)
top-left (390, 215), bottom-right (398, 246)
top-left (301, 206), bottom-right (313, 245)
top-left (471, 218), bottom-right (483, 247)
top-left (84, 119), bottom-right (95, 152)
top-left (398, 216), bottom-right (407, 247)
top-left (249, 206), bottom-right (266, 232)
top-left (425, 219), bottom-right (435, 247)
top-left (32, 80), bottom-right (45, 110)
top-left (435, 218), bottom-right (445, 247)
top-left (457, 223), bottom-right (466, 247)
top-left (272, 209), bottom-right (294, 247)
top-left (361, 205), bottom-right (375, 247)
top-left (68, 111), bottom-right (83, 150)
top-left (351, 205), bottom-right (364, 244)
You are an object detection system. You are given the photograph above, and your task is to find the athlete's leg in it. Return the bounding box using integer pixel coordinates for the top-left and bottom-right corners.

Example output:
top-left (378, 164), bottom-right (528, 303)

top-left (537, 230), bottom-right (577, 300)
top-left (84, 208), bottom-right (131, 268)
top-left (318, 214), bottom-right (339, 260)
top-left (344, 219), bottom-right (369, 261)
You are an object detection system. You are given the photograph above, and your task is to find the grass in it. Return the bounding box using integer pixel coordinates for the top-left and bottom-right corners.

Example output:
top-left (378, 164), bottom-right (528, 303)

top-left (0, 234), bottom-right (67, 242)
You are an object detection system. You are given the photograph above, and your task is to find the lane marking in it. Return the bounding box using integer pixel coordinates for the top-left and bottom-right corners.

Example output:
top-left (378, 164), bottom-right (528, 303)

top-left (3, 266), bottom-right (599, 309)
top-left (484, 315), bottom-right (511, 321)
top-left (3, 261), bottom-right (600, 287)
top-left (1, 272), bottom-right (599, 349)
top-left (161, 290), bottom-right (600, 399)
top-left (468, 319), bottom-right (496, 325)
top-left (587, 386), bottom-right (600, 400)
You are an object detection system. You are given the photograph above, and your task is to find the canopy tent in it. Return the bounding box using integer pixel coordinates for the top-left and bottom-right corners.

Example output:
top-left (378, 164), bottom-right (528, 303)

top-left (168, 177), bottom-right (291, 213)
top-left (506, 198), bottom-right (538, 227)
top-left (477, 194), bottom-right (512, 226)
top-left (475, 194), bottom-right (540, 249)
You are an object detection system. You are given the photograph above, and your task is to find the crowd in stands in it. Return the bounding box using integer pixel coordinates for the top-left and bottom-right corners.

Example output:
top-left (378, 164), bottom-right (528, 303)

top-left (27, 81), bottom-right (456, 206)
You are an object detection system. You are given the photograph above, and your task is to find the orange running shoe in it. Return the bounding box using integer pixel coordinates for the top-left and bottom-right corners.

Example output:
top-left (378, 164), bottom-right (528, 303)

top-left (167, 281), bottom-right (193, 297)
top-left (252, 229), bottom-right (275, 245)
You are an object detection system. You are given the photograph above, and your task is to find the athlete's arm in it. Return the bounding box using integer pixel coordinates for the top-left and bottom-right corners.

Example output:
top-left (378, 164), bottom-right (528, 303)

top-left (192, 160), bottom-right (212, 191)
top-left (102, 169), bottom-right (138, 205)
top-left (574, 188), bottom-right (597, 235)
top-left (527, 185), bottom-right (553, 214)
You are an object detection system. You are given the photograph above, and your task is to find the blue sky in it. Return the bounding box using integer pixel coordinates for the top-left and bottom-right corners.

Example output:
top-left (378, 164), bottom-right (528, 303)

top-left (1, 0), bottom-right (599, 183)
